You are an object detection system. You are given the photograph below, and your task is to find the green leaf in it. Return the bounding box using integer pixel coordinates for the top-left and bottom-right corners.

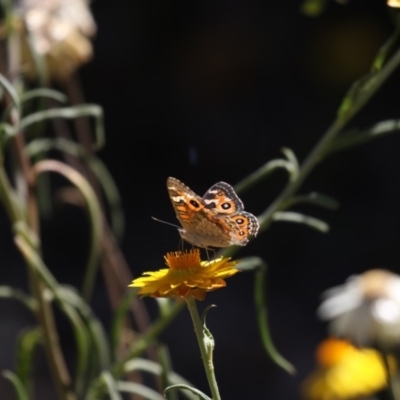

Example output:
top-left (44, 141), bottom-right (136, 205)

top-left (32, 160), bottom-right (103, 302)
top-left (0, 286), bottom-right (37, 312)
top-left (6, 105), bottom-right (105, 150)
top-left (282, 192), bottom-right (339, 210)
top-left (20, 89), bottom-right (68, 105)
top-left (0, 73), bottom-right (19, 109)
top-left (234, 158), bottom-right (296, 193)
top-left (253, 260), bottom-right (296, 375)
top-left (124, 358), bottom-right (199, 400)
top-left (371, 22), bottom-right (400, 72)
top-left (237, 257), bottom-right (266, 272)
top-left (164, 385), bottom-right (211, 400)
top-left (155, 298), bottom-right (175, 318)
top-left (157, 345), bottom-right (177, 400)
top-left (200, 305), bottom-right (216, 357)
top-left (13, 221), bottom-right (40, 250)
top-left (337, 71), bottom-right (379, 121)
top-left (116, 381), bottom-right (165, 400)
top-left (101, 371), bottom-right (122, 400)
top-left (58, 286), bottom-right (111, 369)
top-left (2, 370), bottom-right (29, 400)
top-left (110, 290), bottom-right (137, 359)
top-left (331, 119), bottom-right (400, 153)
top-left (281, 147), bottom-right (299, 181)
top-left (272, 211), bottom-right (329, 233)
top-left (57, 297), bottom-right (91, 396)
top-left (15, 327), bottom-right (41, 395)
top-left (1, 89), bottom-right (68, 124)
top-left (26, 138), bottom-right (125, 241)
top-left (121, 301), bottom-right (185, 365)
top-left (12, 234), bottom-right (92, 396)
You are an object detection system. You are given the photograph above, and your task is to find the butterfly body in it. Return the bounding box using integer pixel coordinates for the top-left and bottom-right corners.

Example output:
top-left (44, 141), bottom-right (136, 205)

top-left (167, 177), bottom-right (259, 248)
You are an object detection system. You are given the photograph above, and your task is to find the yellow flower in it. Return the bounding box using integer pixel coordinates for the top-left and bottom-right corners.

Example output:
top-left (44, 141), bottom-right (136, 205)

top-left (388, 0), bottom-right (400, 7)
top-left (301, 338), bottom-right (397, 400)
top-left (129, 249), bottom-right (239, 300)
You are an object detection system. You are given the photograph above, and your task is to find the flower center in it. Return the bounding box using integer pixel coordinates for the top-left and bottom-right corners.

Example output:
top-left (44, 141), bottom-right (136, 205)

top-left (164, 249), bottom-right (202, 270)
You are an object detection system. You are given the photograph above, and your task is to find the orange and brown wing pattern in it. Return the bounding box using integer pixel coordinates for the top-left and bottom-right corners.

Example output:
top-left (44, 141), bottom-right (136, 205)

top-left (202, 181), bottom-right (244, 214)
top-left (167, 177), bottom-right (259, 248)
top-left (229, 212), bottom-right (259, 245)
top-left (167, 177), bottom-right (205, 228)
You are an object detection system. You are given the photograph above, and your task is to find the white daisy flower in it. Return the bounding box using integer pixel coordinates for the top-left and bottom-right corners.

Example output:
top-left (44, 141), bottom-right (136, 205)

top-left (318, 269), bottom-right (400, 349)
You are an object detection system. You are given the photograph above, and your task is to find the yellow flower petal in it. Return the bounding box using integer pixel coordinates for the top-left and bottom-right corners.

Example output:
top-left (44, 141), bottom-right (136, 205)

top-left (129, 249), bottom-right (239, 300)
top-left (301, 338), bottom-right (397, 400)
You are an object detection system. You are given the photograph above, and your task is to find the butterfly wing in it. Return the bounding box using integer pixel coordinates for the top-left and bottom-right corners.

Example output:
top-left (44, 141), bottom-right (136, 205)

top-left (202, 182), bottom-right (244, 214)
top-left (167, 177), bottom-right (234, 248)
top-left (228, 212), bottom-right (260, 245)
top-left (167, 177), bottom-right (259, 248)
top-left (203, 181), bottom-right (259, 245)
top-left (167, 177), bottom-right (205, 229)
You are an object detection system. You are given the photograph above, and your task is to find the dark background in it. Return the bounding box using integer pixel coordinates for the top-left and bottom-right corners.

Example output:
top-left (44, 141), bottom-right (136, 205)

top-left (2, 0), bottom-right (400, 399)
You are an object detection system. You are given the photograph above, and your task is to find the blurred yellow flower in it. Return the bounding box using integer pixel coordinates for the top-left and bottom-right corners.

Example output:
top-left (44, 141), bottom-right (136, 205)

top-left (388, 0), bottom-right (400, 7)
top-left (301, 338), bottom-right (397, 400)
top-left (129, 249), bottom-right (239, 300)
top-left (2, 0), bottom-right (96, 80)
top-left (318, 269), bottom-right (400, 348)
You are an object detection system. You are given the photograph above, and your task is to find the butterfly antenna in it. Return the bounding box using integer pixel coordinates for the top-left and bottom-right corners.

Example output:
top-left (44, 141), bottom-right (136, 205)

top-left (151, 216), bottom-right (180, 229)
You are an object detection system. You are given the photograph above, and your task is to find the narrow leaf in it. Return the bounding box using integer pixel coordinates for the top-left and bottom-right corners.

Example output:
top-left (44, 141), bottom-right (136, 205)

top-left (0, 73), bottom-right (19, 108)
top-left (234, 159), bottom-right (295, 193)
top-left (157, 345), bottom-right (177, 400)
top-left (102, 371), bottom-right (122, 400)
top-left (272, 211), bottom-right (329, 233)
top-left (0, 286), bottom-right (37, 312)
top-left (331, 119), bottom-right (400, 153)
top-left (124, 358), bottom-right (199, 400)
top-left (282, 192), bottom-right (339, 210)
top-left (21, 89), bottom-right (68, 104)
top-left (33, 160), bottom-right (102, 302)
top-left (59, 286), bottom-right (111, 369)
top-left (26, 138), bottom-right (125, 240)
top-left (164, 384), bottom-right (212, 400)
top-left (200, 305), bottom-right (216, 357)
top-left (116, 381), bottom-right (165, 400)
top-left (6, 104), bottom-right (105, 150)
top-left (2, 370), bottom-right (29, 400)
top-left (110, 290), bottom-right (137, 359)
top-left (281, 147), bottom-right (299, 180)
top-left (16, 327), bottom-right (41, 394)
top-left (253, 260), bottom-right (296, 374)
top-left (12, 234), bottom-right (91, 396)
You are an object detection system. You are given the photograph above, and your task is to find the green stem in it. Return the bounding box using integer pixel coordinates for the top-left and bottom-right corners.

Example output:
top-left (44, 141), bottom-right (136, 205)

top-left (185, 298), bottom-right (221, 400)
top-left (221, 44), bottom-right (400, 258)
top-left (86, 300), bottom-right (184, 400)
top-left (15, 236), bottom-right (77, 400)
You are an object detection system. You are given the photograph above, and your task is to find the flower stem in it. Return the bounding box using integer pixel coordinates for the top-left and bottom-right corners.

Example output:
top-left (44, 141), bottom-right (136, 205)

top-left (221, 43), bottom-right (400, 259)
top-left (381, 352), bottom-right (396, 400)
top-left (185, 297), bottom-right (221, 400)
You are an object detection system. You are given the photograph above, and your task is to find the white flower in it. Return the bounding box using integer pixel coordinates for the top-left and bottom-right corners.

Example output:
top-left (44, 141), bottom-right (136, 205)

top-left (8, 0), bottom-right (96, 80)
top-left (318, 269), bottom-right (400, 348)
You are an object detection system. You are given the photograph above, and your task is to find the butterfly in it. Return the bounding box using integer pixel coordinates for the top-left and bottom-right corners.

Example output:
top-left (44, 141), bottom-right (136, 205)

top-left (167, 177), bottom-right (259, 249)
